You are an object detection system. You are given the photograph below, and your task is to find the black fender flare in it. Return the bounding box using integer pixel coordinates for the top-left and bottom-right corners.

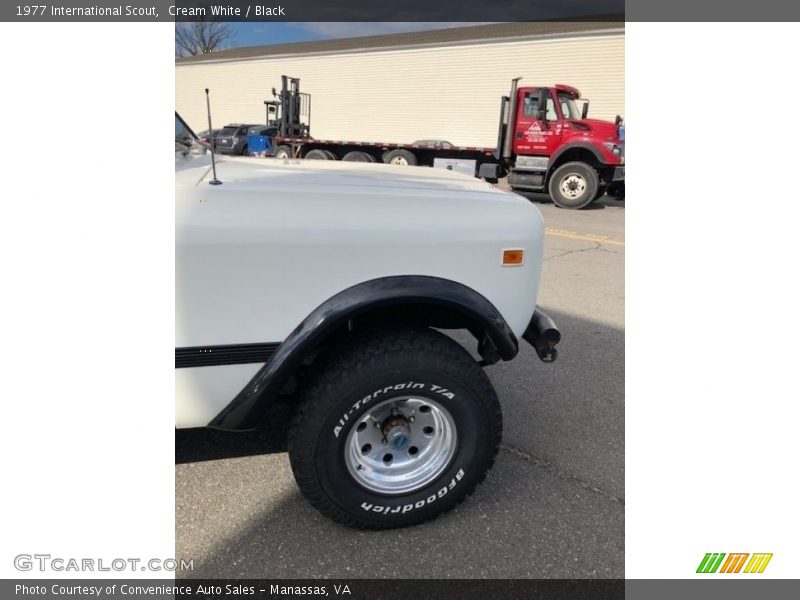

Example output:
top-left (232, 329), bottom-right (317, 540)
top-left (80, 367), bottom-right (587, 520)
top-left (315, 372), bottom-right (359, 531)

top-left (209, 276), bottom-right (518, 430)
top-left (548, 141), bottom-right (605, 171)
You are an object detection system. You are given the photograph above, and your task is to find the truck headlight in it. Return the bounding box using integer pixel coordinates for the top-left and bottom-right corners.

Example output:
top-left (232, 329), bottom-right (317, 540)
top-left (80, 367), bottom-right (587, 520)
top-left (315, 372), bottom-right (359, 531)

top-left (603, 142), bottom-right (621, 156)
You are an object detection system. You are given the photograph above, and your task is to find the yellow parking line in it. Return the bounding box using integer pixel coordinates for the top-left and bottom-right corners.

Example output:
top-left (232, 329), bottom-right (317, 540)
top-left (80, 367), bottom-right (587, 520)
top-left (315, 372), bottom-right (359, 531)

top-left (545, 228), bottom-right (625, 247)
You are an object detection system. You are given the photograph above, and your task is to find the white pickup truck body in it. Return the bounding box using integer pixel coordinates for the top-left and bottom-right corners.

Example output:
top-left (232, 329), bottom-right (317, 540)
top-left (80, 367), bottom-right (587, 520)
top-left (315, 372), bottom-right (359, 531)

top-left (176, 154), bottom-right (544, 428)
top-left (174, 112), bottom-right (559, 529)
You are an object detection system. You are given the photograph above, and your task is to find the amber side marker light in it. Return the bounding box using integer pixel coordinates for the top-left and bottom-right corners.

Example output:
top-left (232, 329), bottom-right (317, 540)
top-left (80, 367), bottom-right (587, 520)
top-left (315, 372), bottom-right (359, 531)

top-left (502, 249), bottom-right (524, 266)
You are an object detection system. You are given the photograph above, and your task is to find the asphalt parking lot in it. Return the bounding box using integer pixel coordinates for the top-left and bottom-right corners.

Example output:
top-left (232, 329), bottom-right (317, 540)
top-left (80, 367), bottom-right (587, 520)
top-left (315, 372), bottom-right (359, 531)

top-left (175, 191), bottom-right (625, 578)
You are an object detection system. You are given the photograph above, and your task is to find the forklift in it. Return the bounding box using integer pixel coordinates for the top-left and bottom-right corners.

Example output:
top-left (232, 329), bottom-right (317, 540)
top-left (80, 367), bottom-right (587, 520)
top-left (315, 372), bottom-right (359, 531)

top-left (264, 76), bottom-right (311, 139)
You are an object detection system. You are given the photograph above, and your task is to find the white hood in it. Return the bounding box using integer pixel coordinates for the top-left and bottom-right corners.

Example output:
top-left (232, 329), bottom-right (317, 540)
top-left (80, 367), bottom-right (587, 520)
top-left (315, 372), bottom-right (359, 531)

top-left (176, 153), bottom-right (519, 202)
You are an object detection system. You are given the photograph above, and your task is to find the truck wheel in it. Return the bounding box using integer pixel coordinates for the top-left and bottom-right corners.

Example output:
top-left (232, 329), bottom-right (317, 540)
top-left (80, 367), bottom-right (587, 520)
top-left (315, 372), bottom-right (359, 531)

top-left (383, 149), bottom-right (418, 166)
top-left (548, 162), bottom-right (599, 209)
top-left (274, 145), bottom-right (292, 159)
top-left (288, 327), bottom-right (502, 529)
top-left (607, 182), bottom-right (625, 200)
top-left (342, 151), bottom-right (372, 162)
top-left (305, 149), bottom-right (335, 160)
top-left (593, 185), bottom-right (608, 201)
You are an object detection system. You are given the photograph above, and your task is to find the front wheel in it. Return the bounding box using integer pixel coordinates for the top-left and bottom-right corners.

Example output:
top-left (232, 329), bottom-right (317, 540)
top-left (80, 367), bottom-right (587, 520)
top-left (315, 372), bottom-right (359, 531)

top-left (288, 328), bottom-right (502, 529)
top-left (548, 162), bottom-right (599, 209)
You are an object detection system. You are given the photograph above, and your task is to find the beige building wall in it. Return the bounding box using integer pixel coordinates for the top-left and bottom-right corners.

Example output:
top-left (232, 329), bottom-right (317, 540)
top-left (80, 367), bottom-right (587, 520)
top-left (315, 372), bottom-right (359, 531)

top-left (176, 31), bottom-right (624, 148)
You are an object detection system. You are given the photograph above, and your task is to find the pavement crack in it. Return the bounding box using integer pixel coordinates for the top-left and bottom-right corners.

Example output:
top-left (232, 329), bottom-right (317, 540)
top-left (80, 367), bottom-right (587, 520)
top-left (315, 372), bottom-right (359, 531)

top-left (500, 443), bottom-right (625, 506)
top-left (594, 245), bottom-right (623, 255)
top-left (545, 243), bottom-right (602, 261)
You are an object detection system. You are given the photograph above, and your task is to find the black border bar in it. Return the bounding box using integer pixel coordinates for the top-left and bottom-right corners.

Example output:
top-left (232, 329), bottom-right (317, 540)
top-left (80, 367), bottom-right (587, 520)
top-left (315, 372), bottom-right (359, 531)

top-left (7, 1), bottom-right (800, 22)
top-left (5, 579), bottom-right (800, 599)
top-left (4, 579), bottom-right (625, 599)
top-left (6, 0), bottom-right (800, 21)
top-left (5, 1), bottom-right (624, 22)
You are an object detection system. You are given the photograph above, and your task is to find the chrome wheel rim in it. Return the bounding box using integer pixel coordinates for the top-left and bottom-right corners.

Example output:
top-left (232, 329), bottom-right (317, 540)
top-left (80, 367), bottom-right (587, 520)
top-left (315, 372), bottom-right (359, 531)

top-left (389, 156), bottom-right (409, 165)
top-left (559, 173), bottom-right (587, 199)
top-left (344, 396), bottom-right (457, 495)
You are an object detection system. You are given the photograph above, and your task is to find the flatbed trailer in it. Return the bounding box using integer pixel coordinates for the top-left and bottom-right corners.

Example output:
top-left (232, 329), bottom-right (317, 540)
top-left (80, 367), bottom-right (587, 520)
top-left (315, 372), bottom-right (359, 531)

top-left (272, 137), bottom-right (499, 175)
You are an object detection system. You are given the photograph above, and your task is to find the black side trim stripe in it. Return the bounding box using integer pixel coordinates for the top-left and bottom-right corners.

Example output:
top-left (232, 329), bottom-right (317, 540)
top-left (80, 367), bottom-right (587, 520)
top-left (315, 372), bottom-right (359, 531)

top-left (175, 343), bottom-right (281, 368)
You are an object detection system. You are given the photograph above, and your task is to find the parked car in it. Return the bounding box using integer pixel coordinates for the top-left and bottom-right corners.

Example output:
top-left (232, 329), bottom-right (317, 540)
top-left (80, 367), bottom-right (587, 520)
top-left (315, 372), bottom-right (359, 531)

top-left (213, 123), bottom-right (261, 155)
top-left (195, 128), bottom-right (220, 145)
top-left (175, 113), bottom-right (561, 529)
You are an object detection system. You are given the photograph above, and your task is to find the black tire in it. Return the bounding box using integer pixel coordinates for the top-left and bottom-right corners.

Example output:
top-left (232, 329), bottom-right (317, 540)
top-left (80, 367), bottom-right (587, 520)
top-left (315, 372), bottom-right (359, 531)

top-left (274, 145), bottom-right (292, 159)
top-left (593, 185), bottom-right (608, 202)
top-left (548, 161), bottom-right (599, 209)
top-left (288, 327), bottom-right (502, 529)
top-left (304, 149), bottom-right (335, 160)
top-left (607, 181), bottom-right (625, 200)
top-left (342, 151), bottom-right (372, 162)
top-left (382, 149), bottom-right (418, 166)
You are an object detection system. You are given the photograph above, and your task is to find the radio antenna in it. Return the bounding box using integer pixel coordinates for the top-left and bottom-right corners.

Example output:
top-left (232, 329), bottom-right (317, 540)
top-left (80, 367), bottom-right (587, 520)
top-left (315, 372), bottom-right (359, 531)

top-left (205, 88), bottom-right (222, 186)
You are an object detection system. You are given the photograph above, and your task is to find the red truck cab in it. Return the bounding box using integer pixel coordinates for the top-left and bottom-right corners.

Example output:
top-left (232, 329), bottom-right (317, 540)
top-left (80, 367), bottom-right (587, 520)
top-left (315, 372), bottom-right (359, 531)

top-left (502, 82), bottom-right (624, 208)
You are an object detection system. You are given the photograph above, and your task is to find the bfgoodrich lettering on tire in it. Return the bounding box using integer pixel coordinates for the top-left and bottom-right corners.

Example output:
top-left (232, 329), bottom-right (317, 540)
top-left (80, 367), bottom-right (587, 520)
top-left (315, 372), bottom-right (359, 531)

top-left (287, 328), bottom-right (502, 529)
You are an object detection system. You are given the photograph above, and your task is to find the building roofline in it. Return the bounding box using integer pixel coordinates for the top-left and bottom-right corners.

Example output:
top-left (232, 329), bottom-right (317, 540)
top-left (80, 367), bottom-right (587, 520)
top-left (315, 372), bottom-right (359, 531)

top-left (176, 20), bottom-right (624, 66)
